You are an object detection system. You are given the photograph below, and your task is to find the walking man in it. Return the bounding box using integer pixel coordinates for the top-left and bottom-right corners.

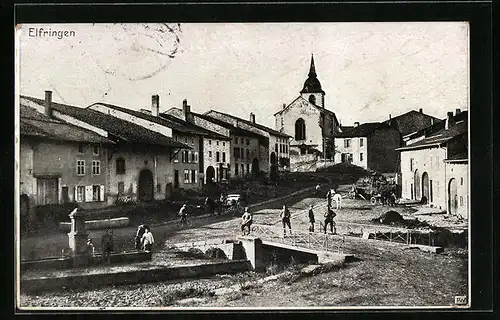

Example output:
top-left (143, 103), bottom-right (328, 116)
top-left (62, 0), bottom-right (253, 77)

top-left (280, 204), bottom-right (292, 237)
top-left (308, 205), bottom-right (315, 233)
top-left (241, 207), bottom-right (253, 236)
top-left (323, 208), bottom-right (337, 235)
top-left (178, 203), bottom-right (188, 226)
top-left (141, 227), bottom-right (155, 252)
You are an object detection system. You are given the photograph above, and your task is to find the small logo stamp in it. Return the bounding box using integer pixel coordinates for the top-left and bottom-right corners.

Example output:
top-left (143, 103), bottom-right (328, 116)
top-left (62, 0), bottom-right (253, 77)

top-left (454, 295), bottom-right (467, 306)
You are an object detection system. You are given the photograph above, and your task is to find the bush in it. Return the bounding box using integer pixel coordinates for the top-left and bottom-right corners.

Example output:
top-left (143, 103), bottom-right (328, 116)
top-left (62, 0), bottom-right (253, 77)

top-left (204, 247), bottom-right (228, 260)
top-left (35, 202), bottom-right (78, 223)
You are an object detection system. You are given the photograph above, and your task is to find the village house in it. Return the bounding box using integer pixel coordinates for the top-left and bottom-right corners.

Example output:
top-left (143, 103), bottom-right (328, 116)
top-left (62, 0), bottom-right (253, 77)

top-left (382, 109), bottom-right (442, 145)
top-left (397, 109), bottom-right (468, 218)
top-left (87, 95), bottom-right (230, 191)
top-left (21, 93), bottom-right (189, 205)
top-left (164, 103), bottom-right (269, 180)
top-left (334, 122), bottom-right (401, 174)
top-left (274, 55), bottom-right (341, 169)
top-left (203, 110), bottom-right (292, 174)
top-left (19, 92), bottom-right (114, 223)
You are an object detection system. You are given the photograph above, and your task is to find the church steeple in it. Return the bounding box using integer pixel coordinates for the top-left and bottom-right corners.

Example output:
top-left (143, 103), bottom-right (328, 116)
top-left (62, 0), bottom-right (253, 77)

top-left (308, 54), bottom-right (317, 78)
top-left (300, 54), bottom-right (325, 107)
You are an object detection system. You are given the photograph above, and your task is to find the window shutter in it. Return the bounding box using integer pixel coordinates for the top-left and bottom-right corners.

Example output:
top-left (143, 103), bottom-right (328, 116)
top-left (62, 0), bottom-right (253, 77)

top-left (194, 170), bottom-right (198, 183)
top-left (85, 186), bottom-right (93, 202)
top-left (100, 185), bottom-right (105, 202)
top-left (74, 186), bottom-right (78, 202)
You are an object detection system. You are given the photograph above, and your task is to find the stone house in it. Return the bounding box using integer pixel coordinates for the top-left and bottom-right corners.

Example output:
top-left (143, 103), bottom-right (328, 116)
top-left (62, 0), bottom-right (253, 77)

top-left (21, 93), bottom-right (188, 204)
top-left (274, 55), bottom-right (341, 168)
top-left (19, 93), bottom-right (114, 223)
top-left (334, 122), bottom-right (401, 173)
top-left (203, 110), bottom-right (292, 173)
top-left (87, 96), bottom-right (230, 191)
top-left (165, 104), bottom-right (268, 180)
top-left (397, 110), bottom-right (468, 218)
top-left (381, 109), bottom-right (442, 145)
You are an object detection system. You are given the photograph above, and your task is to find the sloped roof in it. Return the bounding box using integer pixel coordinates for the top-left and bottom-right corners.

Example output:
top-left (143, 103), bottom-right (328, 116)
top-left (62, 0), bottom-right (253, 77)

top-left (20, 100), bottom-right (113, 144)
top-left (335, 122), bottom-right (392, 138)
top-left (203, 110), bottom-right (291, 138)
top-left (382, 110), bottom-right (442, 136)
top-left (274, 96), bottom-right (340, 126)
top-left (21, 96), bottom-right (188, 148)
top-left (91, 102), bottom-right (230, 140)
top-left (396, 120), bottom-right (467, 151)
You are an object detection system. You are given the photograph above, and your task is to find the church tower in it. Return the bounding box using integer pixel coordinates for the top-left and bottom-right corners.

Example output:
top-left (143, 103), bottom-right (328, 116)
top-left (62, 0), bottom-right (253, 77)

top-left (300, 54), bottom-right (325, 108)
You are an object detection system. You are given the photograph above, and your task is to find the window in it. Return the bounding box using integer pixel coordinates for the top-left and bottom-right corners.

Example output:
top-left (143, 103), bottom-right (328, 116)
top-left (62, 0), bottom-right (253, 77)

top-left (360, 153), bottom-right (364, 161)
top-left (240, 148), bottom-right (244, 159)
top-left (92, 160), bottom-right (100, 175)
top-left (118, 182), bottom-right (125, 193)
top-left (93, 145), bottom-right (100, 156)
top-left (295, 118), bottom-right (306, 140)
top-left (181, 150), bottom-right (186, 163)
top-left (116, 158), bottom-right (125, 174)
top-left (246, 149), bottom-right (250, 160)
top-left (191, 137), bottom-right (194, 145)
top-left (234, 147), bottom-right (240, 159)
top-left (280, 144), bottom-right (283, 153)
top-left (77, 160), bottom-right (85, 175)
top-left (92, 185), bottom-right (101, 201)
top-left (223, 142), bottom-right (225, 147)
top-left (222, 152), bottom-right (226, 163)
top-left (76, 186), bottom-right (85, 202)
top-left (344, 139), bottom-right (351, 148)
top-left (275, 143), bottom-right (278, 153)
top-left (235, 137), bottom-right (238, 144)
top-left (216, 152), bottom-right (220, 162)
top-left (184, 169), bottom-right (190, 183)
top-left (359, 138), bottom-right (363, 147)
top-left (157, 184), bottom-right (162, 193)
top-left (460, 177), bottom-right (464, 186)
top-left (184, 150), bottom-right (189, 163)
top-left (247, 163), bottom-right (250, 173)
top-left (209, 151), bottom-right (212, 157)
top-left (194, 152), bottom-right (199, 163)
top-left (78, 144), bottom-right (85, 154)
top-left (308, 94), bottom-right (316, 104)
top-left (241, 164), bottom-right (245, 175)
top-left (235, 163), bottom-right (239, 176)
top-left (246, 139), bottom-right (249, 145)
top-left (460, 196), bottom-right (464, 206)
top-left (410, 158), bottom-right (414, 172)
top-left (208, 139), bottom-right (212, 145)
top-left (216, 141), bottom-right (219, 146)
top-left (191, 170), bottom-right (197, 183)
top-left (190, 152), bottom-right (195, 163)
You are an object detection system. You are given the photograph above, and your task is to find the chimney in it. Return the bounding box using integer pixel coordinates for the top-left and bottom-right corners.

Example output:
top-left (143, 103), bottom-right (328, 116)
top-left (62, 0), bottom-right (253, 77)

top-left (354, 121), bottom-right (359, 127)
top-left (182, 99), bottom-right (192, 122)
top-left (455, 108), bottom-right (461, 116)
top-left (283, 103), bottom-right (286, 109)
top-left (419, 108), bottom-right (423, 113)
top-left (44, 90), bottom-right (52, 117)
top-left (445, 111), bottom-right (453, 130)
top-left (151, 94), bottom-right (159, 117)
top-left (250, 112), bottom-right (256, 123)
top-left (389, 114), bottom-right (391, 120)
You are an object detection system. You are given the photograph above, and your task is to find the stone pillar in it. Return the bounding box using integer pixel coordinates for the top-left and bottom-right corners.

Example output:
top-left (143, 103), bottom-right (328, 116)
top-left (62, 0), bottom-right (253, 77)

top-left (238, 236), bottom-right (264, 271)
top-left (67, 208), bottom-right (89, 267)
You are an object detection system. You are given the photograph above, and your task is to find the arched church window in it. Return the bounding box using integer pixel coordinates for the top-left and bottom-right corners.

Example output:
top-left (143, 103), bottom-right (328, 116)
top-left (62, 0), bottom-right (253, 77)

top-left (295, 118), bottom-right (306, 141)
top-left (308, 94), bottom-right (316, 104)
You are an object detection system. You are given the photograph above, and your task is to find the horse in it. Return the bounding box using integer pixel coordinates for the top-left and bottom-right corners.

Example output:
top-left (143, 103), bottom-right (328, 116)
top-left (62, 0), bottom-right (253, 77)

top-left (332, 193), bottom-right (342, 209)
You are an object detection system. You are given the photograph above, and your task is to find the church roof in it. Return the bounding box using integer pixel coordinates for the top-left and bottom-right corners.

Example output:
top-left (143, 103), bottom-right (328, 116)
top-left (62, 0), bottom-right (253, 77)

top-left (300, 55), bottom-right (325, 94)
top-left (274, 96), bottom-right (339, 125)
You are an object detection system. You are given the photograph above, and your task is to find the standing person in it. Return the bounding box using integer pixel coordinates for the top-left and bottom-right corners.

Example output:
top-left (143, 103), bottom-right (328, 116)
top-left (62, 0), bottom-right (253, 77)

top-left (134, 224), bottom-right (146, 251)
top-left (308, 205), bottom-right (315, 233)
top-left (326, 189), bottom-right (333, 209)
top-left (100, 229), bottom-right (114, 264)
top-left (240, 207), bottom-right (253, 236)
top-left (85, 238), bottom-right (95, 257)
top-left (323, 208), bottom-right (337, 235)
top-left (205, 197), bottom-right (215, 216)
top-left (314, 183), bottom-right (321, 196)
top-left (141, 227), bottom-right (155, 252)
top-left (218, 193), bottom-right (225, 215)
top-left (178, 203), bottom-right (188, 226)
top-left (280, 204), bottom-right (292, 237)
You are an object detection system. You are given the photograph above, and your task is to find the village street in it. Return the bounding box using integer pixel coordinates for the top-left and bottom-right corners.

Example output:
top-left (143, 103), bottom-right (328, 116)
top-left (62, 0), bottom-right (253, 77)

top-left (20, 191), bottom-right (468, 308)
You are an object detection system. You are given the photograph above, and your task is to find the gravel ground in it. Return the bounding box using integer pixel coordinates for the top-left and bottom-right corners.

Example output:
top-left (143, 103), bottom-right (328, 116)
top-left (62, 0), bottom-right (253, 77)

top-left (19, 194), bottom-right (469, 309)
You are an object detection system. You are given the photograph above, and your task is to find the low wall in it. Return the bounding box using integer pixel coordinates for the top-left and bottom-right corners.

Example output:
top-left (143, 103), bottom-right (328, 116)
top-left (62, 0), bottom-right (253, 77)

top-left (248, 187), bottom-right (315, 212)
top-left (21, 259), bottom-right (251, 294)
top-left (171, 239), bottom-right (245, 260)
top-left (59, 217), bottom-right (130, 232)
top-left (21, 251), bottom-right (152, 271)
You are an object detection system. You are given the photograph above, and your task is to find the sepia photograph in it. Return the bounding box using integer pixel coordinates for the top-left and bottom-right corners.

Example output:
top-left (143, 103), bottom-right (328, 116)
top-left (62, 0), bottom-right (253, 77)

top-left (15, 20), bottom-right (471, 310)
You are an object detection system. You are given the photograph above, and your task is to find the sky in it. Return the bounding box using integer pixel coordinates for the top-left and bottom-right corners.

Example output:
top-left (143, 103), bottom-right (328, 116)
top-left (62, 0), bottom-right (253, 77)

top-left (17, 22), bottom-right (469, 128)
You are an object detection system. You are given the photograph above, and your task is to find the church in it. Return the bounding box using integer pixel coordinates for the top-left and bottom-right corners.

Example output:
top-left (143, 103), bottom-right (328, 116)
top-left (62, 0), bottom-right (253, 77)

top-left (274, 55), bottom-right (340, 169)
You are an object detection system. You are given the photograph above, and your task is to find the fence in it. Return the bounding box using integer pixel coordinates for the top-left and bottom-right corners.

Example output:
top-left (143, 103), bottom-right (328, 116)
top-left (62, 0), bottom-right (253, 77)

top-left (250, 224), bottom-right (346, 254)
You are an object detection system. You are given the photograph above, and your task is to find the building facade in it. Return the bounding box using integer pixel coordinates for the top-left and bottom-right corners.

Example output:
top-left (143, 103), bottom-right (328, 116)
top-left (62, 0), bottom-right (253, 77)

top-left (397, 110), bottom-right (468, 218)
top-left (274, 55), bottom-right (340, 169)
top-left (334, 123), bottom-right (401, 173)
